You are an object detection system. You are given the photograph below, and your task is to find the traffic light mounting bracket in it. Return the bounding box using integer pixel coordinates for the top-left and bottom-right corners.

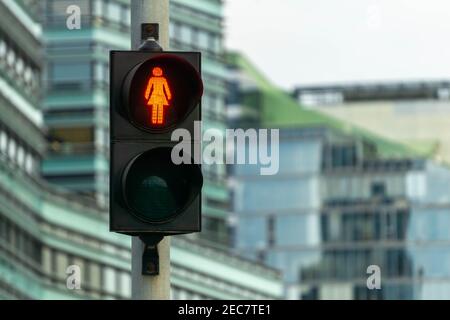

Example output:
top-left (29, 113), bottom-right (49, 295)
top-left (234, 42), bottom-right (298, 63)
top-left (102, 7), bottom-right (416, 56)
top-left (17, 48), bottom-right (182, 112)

top-left (140, 234), bottom-right (164, 275)
top-left (139, 23), bottom-right (162, 52)
top-left (141, 23), bottom-right (159, 42)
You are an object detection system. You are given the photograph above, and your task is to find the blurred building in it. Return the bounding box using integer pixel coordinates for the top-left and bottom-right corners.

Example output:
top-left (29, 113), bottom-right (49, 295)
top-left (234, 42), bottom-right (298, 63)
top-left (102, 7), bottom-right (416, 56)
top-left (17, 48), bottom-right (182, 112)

top-left (227, 52), bottom-right (450, 299)
top-left (42, 0), bottom-right (230, 245)
top-left (169, 0), bottom-right (229, 245)
top-left (293, 82), bottom-right (450, 165)
top-left (0, 0), bottom-right (282, 300)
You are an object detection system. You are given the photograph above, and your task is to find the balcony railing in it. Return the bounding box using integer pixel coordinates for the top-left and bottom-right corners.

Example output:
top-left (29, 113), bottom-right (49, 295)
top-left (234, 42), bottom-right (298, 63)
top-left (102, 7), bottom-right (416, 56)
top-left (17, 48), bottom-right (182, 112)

top-left (47, 142), bottom-right (104, 156)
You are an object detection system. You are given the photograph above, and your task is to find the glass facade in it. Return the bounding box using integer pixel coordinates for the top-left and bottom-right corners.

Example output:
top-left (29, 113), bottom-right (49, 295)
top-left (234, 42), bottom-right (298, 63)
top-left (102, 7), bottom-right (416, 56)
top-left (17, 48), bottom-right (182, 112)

top-left (42, 0), bottom-right (126, 207)
top-left (0, 0), bottom-right (283, 300)
top-left (170, 0), bottom-right (229, 245)
top-left (228, 54), bottom-right (450, 300)
top-left (42, 0), bottom-right (230, 245)
top-left (294, 83), bottom-right (450, 167)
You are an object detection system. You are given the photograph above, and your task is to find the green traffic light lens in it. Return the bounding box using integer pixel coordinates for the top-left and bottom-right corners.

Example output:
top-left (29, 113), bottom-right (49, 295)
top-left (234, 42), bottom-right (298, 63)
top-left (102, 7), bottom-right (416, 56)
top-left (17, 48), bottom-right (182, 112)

top-left (122, 147), bottom-right (202, 223)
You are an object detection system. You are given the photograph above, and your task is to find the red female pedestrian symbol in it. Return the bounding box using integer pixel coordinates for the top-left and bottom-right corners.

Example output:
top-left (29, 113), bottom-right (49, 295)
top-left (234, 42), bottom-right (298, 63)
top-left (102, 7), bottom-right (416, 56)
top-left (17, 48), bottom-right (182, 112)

top-left (144, 67), bottom-right (172, 124)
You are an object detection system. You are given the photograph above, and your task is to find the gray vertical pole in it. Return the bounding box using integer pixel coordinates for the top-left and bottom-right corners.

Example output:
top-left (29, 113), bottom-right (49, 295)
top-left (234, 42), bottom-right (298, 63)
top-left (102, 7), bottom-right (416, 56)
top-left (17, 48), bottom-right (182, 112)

top-left (130, 0), bottom-right (171, 300)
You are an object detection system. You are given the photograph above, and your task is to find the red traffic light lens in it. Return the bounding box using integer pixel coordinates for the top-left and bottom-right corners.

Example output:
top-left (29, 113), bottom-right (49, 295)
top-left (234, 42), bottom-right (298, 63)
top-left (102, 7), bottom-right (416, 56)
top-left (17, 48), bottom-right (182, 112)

top-left (123, 54), bottom-right (203, 132)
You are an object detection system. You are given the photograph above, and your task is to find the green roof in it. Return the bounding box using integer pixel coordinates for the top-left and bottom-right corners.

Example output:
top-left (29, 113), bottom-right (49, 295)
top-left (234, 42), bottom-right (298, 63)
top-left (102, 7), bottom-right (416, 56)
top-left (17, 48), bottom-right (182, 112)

top-left (226, 52), bottom-right (428, 159)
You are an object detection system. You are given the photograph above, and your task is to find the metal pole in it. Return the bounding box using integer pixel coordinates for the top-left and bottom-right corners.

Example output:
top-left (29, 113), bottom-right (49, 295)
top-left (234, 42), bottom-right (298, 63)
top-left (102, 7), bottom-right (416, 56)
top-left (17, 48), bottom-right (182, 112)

top-left (130, 0), bottom-right (171, 300)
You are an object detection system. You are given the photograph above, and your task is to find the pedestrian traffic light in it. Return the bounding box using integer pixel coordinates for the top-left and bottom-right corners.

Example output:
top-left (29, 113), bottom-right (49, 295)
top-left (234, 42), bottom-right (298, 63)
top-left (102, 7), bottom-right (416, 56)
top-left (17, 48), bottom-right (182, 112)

top-left (109, 50), bottom-right (203, 236)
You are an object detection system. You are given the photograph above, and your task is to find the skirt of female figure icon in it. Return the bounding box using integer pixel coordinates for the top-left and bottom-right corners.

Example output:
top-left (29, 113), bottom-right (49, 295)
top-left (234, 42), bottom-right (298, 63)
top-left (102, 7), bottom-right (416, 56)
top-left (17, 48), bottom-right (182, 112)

top-left (147, 93), bottom-right (169, 124)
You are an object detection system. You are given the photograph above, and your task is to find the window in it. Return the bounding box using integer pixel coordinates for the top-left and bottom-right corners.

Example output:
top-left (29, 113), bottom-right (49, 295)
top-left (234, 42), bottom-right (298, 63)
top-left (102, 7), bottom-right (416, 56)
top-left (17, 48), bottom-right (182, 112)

top-left (24, 67), bottom-right (32, 83)
top-left (371, 182), bottom-right (386, 196)
top-left (301, 287), bottom-right (318, 300)
top-left (92, 0), bottom-right (103, 16)
top-left (25, 154), bottom-right (34, 174)
top-left (7, 49), bottom-right (15, 66)
top-left (88, 263), bottom-right (101, 290)
top-left (202, 93), bottom-right (211, 110)
top-left (103, 267), bottom-right (117, 294)
top-left (385, 211), bottom-right (397, 240)
top-left (15, 58), bottom-right (24, 75)
top-left (94, 62), bottom-right (105, 82)
top-left (119, 272), bottom-right (131, 297)
top-left (72, 257), bottom-right (85, 283)
top-left (178, 290), bottom-right (188, 299)
top-left (108, 2), bottom-right (122, 22)
top-left (213, 95), bottom-right (225, 115)
top-left (0, 40), bottom-right (6, 58)
top-left (42, 247), bottom-right (52, 275)
top-left (236, 216), bottom-right (266, 249)
top-left (180, 25), bottom-right (192, 44)
top-left (172, 22), bottom-right (181, 39)
top-left (169, 22), bottom-right (175, 39)
top-left (8, 138), bottom-right (16, 160)
top-left (50, 127), bottom-right (94, 144)
top-left (267, 216), bottom-right (275, 246)
top-left (191, 28), bottom-right (199, 46)
top-left (51, 62), bottom-right (91, 81)
top-left (56, 252), bottom-right (69, 280)
top-left (17, 146), bottom-right (24, 167)
top-left (325, 145), bottom-right (357, 169)
top-left (122, 6), bottom-right (131, 26)
top-left (323, 212), bottom-right (342, 242)
top-left (30, 70), bottom-right (38, 88)
top-left (209, 34), bottom-right (221, 53)
top-left (198, 30), bottom-right (209, 50)
top-left (172, 288), bottom-right (179, 300)
top-left (0, 131), bottom-right (7, 153)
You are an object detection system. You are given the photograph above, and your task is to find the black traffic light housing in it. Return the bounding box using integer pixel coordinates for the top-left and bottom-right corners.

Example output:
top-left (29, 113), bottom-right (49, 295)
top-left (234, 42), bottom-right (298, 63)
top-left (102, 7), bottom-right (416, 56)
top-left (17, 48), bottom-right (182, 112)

top-left (110, 51), bottom-right (202, 141)
top-left (110, 50), bottom-right (203, 236)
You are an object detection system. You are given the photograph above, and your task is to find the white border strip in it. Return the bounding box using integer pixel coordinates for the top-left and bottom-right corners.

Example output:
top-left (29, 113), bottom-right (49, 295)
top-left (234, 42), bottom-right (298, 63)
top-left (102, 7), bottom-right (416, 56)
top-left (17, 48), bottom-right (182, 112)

top-left (0, 76), bottom-right (42, 126)
top-left (3, 0), bottom-right (42, 39)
